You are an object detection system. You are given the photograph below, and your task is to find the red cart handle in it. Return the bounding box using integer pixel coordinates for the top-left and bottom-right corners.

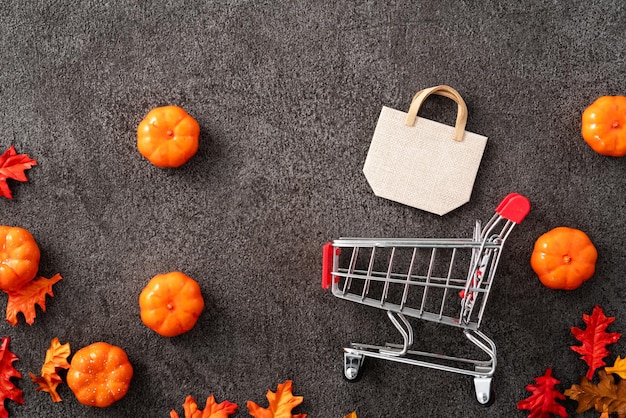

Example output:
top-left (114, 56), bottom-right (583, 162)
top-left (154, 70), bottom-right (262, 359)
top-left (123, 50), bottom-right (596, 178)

top-left (322, 242), bottom-right (336, 289)
top-left (496, 193), bottom-right (530, 224)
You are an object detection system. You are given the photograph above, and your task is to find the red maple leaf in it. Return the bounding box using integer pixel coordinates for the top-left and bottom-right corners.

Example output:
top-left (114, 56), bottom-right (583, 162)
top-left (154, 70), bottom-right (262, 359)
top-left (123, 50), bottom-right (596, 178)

top-left (0, 337), bottom-right (23, 418)
top-left (516, 368), bottom-right (567, 418)
top-left (4, 274), bottom-right (63, 326)
top-left (571, 305), bottom-right (621, 380)
top-left (0, 146), bottom-right (37, 199)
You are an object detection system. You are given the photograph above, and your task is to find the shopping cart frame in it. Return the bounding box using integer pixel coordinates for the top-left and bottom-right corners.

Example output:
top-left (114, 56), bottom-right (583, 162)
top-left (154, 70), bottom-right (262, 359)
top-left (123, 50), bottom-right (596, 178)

top-left (322, 194), bottom-right (530, 405)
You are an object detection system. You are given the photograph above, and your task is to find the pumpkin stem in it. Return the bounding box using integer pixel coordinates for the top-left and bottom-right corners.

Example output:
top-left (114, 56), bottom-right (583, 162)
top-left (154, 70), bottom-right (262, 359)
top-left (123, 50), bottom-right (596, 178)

top-left (612, 121), bottom-right (620, 129)
top-left (563, 255), bottom-right (572, 264)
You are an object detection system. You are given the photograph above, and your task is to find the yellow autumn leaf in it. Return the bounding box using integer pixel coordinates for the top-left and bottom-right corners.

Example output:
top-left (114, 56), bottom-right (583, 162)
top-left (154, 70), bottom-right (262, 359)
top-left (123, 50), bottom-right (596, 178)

top-left (606, 356), bottom-right (626, 379)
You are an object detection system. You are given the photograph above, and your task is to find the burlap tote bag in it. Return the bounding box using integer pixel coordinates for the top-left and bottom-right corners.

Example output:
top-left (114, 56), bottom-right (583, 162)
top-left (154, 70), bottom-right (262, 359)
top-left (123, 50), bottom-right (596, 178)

top-left (363, 85), bottom-right (487, 215)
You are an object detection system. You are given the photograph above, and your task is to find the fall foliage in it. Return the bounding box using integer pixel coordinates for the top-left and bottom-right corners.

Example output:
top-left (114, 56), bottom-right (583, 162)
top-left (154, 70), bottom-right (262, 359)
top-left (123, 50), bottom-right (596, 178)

top-left (170, 395), bottom-right (238, 418)
top-left (516, 368), bottom-right (567, 418)
top-left (29, 337), bottom-right (71, 402)
top-left (0, 146), bottom-right (37, 199)
top-left (606, 357), bottom-right (626, 379)
top-left (571, 305), bottom-right (621, 380)
top-left (5, 274), bottom-right (63, 326)
top-left (565, 369), bottom-right (626, 417)
top-left (247, 380), bottom-right (307, 418)
top-left (0, 337), bottom-right (23, 418)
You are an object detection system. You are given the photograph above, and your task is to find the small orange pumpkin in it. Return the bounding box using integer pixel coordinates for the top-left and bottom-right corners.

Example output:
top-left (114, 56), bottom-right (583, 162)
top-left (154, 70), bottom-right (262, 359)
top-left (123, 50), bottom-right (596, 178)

top-left (67, 342), bottom-right (133, 407)
top-left (137, 106), bottom-right (200, 168)
top-left (139, 271), bottom-right (204, 337)
top-left (530, 227), bottom-right (598, 290)
top-left (582, 95), bottom-right (626, 157)
top-left (0, 225), bottom-right (40, 291)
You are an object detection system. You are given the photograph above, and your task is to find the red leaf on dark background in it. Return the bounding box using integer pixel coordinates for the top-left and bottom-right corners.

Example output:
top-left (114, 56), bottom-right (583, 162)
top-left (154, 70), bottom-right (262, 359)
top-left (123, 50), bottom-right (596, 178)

top-left (0, 146), bottom-right (37, 199)
top-left (517, 368), bottom-right (567, 418)
top-left (571, 305), bottom-right (621, 380)
top-left (0, 337), bottom-right (23, 418)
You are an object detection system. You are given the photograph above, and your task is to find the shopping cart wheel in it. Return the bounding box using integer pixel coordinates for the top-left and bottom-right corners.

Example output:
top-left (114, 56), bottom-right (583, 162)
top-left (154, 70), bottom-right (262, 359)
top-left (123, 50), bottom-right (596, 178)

top-left (473, 375), bottom-right (495, 406)
top-left (343, 352), bottom-right (365, 382)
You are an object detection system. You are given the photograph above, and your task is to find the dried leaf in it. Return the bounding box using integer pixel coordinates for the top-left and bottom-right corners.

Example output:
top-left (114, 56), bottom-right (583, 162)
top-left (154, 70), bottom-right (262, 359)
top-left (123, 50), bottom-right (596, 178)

top-left (565, 369), bottom-right (626, 416)
top-left (0, 146), bottom-right (37, 199)
top-left (170, 395), bottom-right (238, 418)
top-left (0, 337), bottom-right (23, 418)
top-left (5, 274), bottom-right (63, 326)
top-left (247, 380), bottom-right (307, 418)
top-left (29, 337), bottom-right (71, 402)
top-left (29, 374), bottom-right (63, 403)
top-left (606, 356), bottom-right (626, 379)
top-left (571, 305), bottom-right (621, 380)
top-left (516, 368), bottom-right (567, 418)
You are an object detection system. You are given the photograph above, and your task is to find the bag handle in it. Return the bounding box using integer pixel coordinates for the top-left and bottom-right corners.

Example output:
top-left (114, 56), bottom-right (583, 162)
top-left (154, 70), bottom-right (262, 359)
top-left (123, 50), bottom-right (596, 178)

top-left (405, 85), bottom-right (468, 142)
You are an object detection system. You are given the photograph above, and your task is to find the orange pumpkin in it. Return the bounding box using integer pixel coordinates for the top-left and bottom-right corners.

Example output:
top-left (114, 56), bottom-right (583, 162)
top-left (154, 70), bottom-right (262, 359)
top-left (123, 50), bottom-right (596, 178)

top-left (0, 225), bottom-right (40, 291)
top-left (139, 271), bottom-right (204, 337)
top-left (67, 342), bottom-right (133, 407)
top-left (582, 95), bottom-right (626, 157)
top-left (530, 227), bottom-right (598, 290)
top-left (137, 106), bottom-right (200, 168)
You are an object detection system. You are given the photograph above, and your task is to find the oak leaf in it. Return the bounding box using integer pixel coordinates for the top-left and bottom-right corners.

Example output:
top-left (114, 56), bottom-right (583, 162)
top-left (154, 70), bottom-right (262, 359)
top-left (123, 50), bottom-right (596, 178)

top-left (606, 356), bottom-right (626, 379)
top-left (0, 146), bottom-right (37, 199)
top-left (247, 380), bottom-right (307, 418)
top-left (5, 274), bottom-right (63, 326)
top-left (571, 305), bottom-right (621, 380)
top-left (565, 369), bottom-right (626, 417)
top-left (516, 368), bottom-right (567, 418)
top-left (0, 337), bottom-right (23, 418)
top-left (29, 337), bottom-right (71, 402)
top-left (170, 395), bottom-right (238, 418)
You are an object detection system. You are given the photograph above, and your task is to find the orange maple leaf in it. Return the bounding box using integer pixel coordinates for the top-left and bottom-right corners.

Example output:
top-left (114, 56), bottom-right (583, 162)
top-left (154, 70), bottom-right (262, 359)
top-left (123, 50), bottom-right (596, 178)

top-left (247, 380), bottom-right (307, 418)
top-left (0, 146), bottom-right (37, 199)
top-left (170, 395), bottom-right (238, 418)
top-left (29, 337), bottom-right (71, 402)
top-left (5, 274), bottom-right (63, 326)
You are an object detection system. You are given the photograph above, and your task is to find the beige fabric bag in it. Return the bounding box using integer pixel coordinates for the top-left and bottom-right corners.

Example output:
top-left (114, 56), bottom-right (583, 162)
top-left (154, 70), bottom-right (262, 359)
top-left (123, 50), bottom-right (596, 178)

top-left (363, 85), bottom-right (487, 216)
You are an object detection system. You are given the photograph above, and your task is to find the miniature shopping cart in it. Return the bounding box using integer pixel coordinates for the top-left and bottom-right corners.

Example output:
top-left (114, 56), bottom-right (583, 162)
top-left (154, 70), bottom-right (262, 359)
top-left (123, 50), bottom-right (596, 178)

top-left (322, 193), bottom-right (530, 405)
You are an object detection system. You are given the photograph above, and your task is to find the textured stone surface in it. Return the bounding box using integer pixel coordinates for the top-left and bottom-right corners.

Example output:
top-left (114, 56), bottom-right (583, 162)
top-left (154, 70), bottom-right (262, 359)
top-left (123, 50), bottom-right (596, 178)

top-left (0, 1), bottom-right (624, 416)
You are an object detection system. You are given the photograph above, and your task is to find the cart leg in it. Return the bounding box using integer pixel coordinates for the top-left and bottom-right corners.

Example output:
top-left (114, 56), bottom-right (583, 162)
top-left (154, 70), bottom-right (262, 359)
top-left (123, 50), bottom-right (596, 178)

top-left (473, 366), bottom-right (494, 406)
top-left (380, 311), bottom-right (413, 356)
top-left (343, 351), bottom-right (365, 381)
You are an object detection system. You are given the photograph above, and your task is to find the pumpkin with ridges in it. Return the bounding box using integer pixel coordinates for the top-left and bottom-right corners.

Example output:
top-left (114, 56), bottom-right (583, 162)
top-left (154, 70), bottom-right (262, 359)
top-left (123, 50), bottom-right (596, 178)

top-left (582, 95), bottom-right (626, 157)
top-left (530, 227), bottom-right (598, 290)
top-left (0, 226), bottom-right (40, 291)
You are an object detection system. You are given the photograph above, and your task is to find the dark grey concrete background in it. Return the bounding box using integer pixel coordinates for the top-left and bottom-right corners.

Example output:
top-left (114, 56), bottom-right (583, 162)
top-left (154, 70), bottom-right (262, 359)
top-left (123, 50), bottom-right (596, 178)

top-left (1, 1), bottom-right (625, 416)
